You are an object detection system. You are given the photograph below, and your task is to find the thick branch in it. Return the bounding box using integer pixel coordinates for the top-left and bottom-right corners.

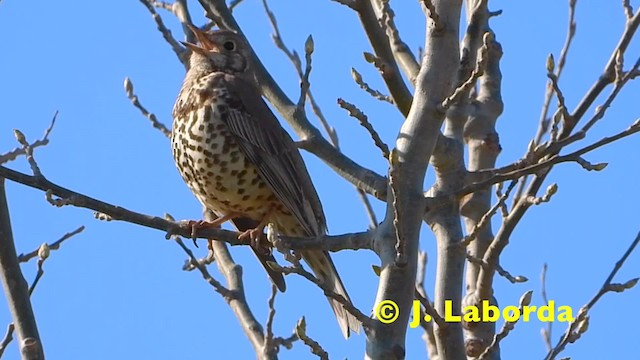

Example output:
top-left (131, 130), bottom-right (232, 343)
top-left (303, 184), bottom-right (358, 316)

top-left (356, 0), bottom-right (413, 116)
top-left (367, 0), bottom-right (463, 358)
top-left (0, 179), bottom-right (44, 360)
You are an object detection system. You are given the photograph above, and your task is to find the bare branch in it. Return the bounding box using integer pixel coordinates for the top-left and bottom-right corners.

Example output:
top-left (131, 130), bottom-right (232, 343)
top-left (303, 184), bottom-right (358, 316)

top-left (138, 0), bottom-right (188, 66)
top-left (0, 179), bottom-right (44, 359)
top-left (415, 252), bottom-right (439, 359)
top-left (295, 317), bottom-right (329, 360)
top-left (13, 130), bottom-right (43, 178)
top-left (460, 118), bottom-right (640, 197)
top-left (465, 253), bottom-right (527, 284)
top-left (262, 285), bottom-right (278, 358)
top-left (517, 0), bottom-right (577, 201)
top-left (337, 98), bottom-right (390, 159)
top-left (478, 291), bottom-right (534, 360)
top-left (356, 0), bottom-right (413, 116)
top-left (442, 31), bottom-right (492, 110)
top-left (0, 324), bottom-right (15, 358)
top-left (580, 56), bottom-right (640, 133)
top-left (17, 226), bottom-right (84, 263)
top-left (174, 237), bottom-right (233, 298)
top-left (461, 181), bottom-right (516, 248)
top-left (623, 0), bottom-right (634, 19)
top-left (545, 231), bottom-right (640, 360)
top-left (568, 10), bottom-right (640, 130)
top-left (296, 35), bottom-right (314, 111)
top-left (546, 58), bottom-right (572, 134)
top-left (124, 77), bottom-right (172, 138)
top-left (0, 242), bottom-right (51, 360)
top-left (0, 165), bottom-right (374, 253)
top-left (351, 68), bottom-right (394, 103)
top-left (0, 113), bottom-right (56, 165)
top-left (379, 0), bottom-right (420, 83)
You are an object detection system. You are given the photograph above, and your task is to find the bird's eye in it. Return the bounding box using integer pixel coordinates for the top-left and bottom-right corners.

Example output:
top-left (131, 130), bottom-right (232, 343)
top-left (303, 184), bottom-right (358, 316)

top-left (223, 40), bottom-right (236, 51)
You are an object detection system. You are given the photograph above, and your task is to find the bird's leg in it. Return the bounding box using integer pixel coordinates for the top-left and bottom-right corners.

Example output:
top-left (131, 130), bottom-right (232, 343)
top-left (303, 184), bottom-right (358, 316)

top-left (237, 209), bottom-right (275, 252)
top-left (184, 213), bottom-right (239, 247)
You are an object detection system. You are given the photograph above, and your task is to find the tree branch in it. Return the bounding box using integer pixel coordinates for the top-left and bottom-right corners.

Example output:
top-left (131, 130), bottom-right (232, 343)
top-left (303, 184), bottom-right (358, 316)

top-left (0, 179), bottom-right (44, 360)
top-left (356, 0), bottom-right (413, 116)
top-left (0, 113), bottom-right (56, 166)
top-left (367, 0), bottom-right (463, 358)
top-left (0, 166), bottom-right (373, 253)
top-left (545, 231), bottom-right (640, 360)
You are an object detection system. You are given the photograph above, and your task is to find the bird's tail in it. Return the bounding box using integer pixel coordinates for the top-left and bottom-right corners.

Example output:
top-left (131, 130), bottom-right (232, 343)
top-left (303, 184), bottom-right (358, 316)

top-left (301, 250), bottom-right (361, 338)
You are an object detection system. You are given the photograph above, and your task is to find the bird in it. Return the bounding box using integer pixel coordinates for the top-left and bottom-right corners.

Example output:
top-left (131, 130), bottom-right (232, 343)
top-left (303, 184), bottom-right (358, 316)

top-left (170, 27), bottom-right (360, 338)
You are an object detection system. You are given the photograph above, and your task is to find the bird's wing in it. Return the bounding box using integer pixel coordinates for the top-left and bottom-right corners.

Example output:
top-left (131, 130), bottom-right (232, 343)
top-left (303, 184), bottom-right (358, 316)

top-left (220, 74), bottom-right (326, 237)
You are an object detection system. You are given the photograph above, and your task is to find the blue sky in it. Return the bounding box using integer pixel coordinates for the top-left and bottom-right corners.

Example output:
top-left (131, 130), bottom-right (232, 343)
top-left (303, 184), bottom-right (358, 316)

top-left (1, 0), bottom-right (638, 359)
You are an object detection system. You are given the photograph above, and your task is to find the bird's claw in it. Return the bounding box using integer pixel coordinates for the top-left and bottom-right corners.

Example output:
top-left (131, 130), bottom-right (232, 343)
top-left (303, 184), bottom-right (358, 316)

top-left (238, 228), bottom-right (270, 256)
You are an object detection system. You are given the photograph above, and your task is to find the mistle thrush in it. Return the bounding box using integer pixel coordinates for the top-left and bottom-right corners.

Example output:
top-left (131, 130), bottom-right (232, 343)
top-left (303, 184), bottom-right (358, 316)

top-left (171, 28), bottom-right (360, 338)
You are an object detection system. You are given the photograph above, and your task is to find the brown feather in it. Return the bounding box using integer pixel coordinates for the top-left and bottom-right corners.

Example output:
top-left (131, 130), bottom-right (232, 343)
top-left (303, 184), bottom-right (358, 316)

top-left (219, 73), bottom-right (326, 238)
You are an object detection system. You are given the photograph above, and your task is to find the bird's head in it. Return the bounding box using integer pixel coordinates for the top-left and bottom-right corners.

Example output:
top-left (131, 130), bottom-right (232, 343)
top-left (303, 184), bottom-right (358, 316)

top-left (183, 27), bottom-right (249, 74)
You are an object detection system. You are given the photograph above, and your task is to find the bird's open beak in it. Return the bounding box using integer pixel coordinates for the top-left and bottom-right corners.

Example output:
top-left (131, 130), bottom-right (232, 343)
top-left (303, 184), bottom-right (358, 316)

top-left (181, 24), bottom-right (220, 54)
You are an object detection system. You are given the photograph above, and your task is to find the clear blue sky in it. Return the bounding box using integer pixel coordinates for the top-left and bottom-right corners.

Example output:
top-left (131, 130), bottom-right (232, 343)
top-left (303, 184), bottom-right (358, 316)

top-left (1, 0), bottom-right (638, 359)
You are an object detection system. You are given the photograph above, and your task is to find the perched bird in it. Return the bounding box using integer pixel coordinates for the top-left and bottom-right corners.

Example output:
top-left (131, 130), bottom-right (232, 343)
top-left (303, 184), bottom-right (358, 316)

top-left (171, 27), bottom-right (360, 338)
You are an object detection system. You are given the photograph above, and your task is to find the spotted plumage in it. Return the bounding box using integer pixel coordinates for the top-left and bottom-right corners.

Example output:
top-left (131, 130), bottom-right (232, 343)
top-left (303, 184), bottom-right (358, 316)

top-left (171, 28), bottom-right (360, 338)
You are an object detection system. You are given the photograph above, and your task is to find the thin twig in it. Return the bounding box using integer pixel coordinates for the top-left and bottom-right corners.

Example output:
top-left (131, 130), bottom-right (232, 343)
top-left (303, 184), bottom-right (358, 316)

top-left (478, 291), bottom-right (534, 359)
top-left (0, 324), bottom-right (14, 358)
top-left (350, 68), bottom-right (394, 103)
top-left (138, 0), bottom-right (188, 65)
top-left (263, 284), bottom-right (278, 359)
top-left (442, 32), bottom-right (492, 110)
top-left (295, 317), bottom-right (329, 360)
top-left (356, 0), bottom-right (413, 115)
top-left (388, 150), bottom-right (406, 267)
top-left (415, 252), bottom-right (439, 359)
top-left (13, 131), bottom-right (43, 178)
top-left (296, 35), bottom-right (314, 112)
top-left (465, 254), bottom-right (527, 284)
top-left (515, 0), bottom-right (577, 202)
top-left (545, 231), bottom-right (640, 360)
top-left (17, 226), bottom-right (85, 263)
top-left (460, 118), bottom-right (640, 197)
top-left (337, 98), bottom-right (390, 159)
top-left (124, 77), bottom-right (171, 138)
top-left (174, 237), bottom-right (234, 299)
top-left (461, 181), bottom-right (516, 247)
top-left (0, 113), bottom-right (56, 165)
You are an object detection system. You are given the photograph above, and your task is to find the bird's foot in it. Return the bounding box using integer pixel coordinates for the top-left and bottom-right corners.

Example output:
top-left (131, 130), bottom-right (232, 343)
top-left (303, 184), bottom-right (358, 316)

top-left (238, 227), bottom-right (270, 255)
top-left (181, 213), bottom-right (237, 247)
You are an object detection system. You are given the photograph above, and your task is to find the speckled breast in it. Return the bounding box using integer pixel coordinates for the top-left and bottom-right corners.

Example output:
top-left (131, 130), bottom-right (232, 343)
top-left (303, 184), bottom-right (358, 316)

top-left (171, 98), bottom-right (277, 220)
